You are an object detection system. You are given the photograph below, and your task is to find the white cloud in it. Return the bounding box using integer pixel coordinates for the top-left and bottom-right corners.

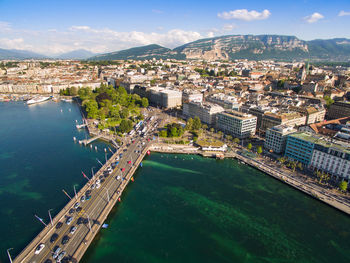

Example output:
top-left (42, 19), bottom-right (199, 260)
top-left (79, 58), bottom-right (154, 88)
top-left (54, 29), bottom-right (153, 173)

top-left (304, 12), bottom-right (324, 23)
top-left (218, 9), bottom-right (271, 21)
top-left (207, 32), bottom-right (215, 38)
top-left (0, 21), bottom-right (11, 32)
top-left (339, 10), bottom-right (350, 17)
top-left (222, 24), bottom-right (237, 31)
top-left (0, 25), bottom-right (203, 55)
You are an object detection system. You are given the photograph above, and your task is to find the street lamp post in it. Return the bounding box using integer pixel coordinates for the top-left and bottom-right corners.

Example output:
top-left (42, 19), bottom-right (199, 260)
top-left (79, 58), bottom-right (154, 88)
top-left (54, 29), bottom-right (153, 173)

top-left (105, 152), bottom-right (108, 163)
top-left (73, 185), bottom-right (78, 200)
top-left (7, 248), bottom-right (13, 263)
top-left (48, 209), bottom-right (53, 226)
top-left (91, 167), bottom-right (95, 178)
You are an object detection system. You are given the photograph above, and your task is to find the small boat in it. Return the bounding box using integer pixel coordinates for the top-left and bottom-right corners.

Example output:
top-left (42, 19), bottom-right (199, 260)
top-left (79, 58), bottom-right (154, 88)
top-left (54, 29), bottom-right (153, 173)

top-left (131, 177), bottom-right (134, 182)
top-left (27, 96), bottom-right (50, 105)
top-left (102, 223), bottom-right (109, 229)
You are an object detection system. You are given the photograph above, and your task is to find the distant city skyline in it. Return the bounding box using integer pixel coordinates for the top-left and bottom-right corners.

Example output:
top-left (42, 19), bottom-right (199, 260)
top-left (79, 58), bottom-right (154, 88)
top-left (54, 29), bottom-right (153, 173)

top-left (0, 0), bottom-right (350, 55)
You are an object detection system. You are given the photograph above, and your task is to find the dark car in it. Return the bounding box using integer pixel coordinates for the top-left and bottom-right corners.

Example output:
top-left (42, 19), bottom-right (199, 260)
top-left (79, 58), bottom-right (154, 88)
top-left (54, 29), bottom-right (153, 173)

top-left (85, 190), bottom-right (91, 196)
top-left (61, 235), bottom-right (70, 245)
top-left (83, 218), bottom-right (89, 224)
top-left (68, 208), bottom-right (75, 214)
top-left (100, 179), bottom-right (105, 183)
top-left (50, 233), bottom-right (59, 243)
top-left (44, 259), bottom-right (52, 263)
top-left (99, 175), bottom-right (104, 180)
top-left (76, 207), bottom-right (82, 212)
top-left (77, 217), bottom-right (84, 225)
top-left (55, 222), bottom-right (63, 229)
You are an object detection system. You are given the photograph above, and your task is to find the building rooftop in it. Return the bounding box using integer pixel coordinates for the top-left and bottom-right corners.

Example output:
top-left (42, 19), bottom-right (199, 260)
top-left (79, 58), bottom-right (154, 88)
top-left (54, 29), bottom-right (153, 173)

top-left (289, 132), bottom-right (350, 154)
top-left (219, 110), bottom-right (256, 120)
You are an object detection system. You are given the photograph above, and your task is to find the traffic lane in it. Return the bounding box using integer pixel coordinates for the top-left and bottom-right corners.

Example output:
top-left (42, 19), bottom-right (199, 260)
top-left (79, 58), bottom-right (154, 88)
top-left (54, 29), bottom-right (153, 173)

top-left (29, 150), bottom-right (123, 262)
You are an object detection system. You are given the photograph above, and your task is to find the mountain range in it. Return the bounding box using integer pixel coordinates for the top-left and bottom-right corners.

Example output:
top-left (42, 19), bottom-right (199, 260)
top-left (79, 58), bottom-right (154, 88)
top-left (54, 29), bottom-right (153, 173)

top-left (89, 35), bottom-right (350, 62)
top-left (1, 35), bottom-right (350, 61)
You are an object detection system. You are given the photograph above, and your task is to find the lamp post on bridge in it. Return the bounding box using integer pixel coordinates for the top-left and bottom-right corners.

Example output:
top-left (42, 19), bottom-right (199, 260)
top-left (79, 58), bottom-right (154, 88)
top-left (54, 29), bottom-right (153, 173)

top-left (7, 248), bottom-right (13, 263)
top-left (85, 213), bottom-right (92, 232)
top-left (73, 185), bottom-right (78, 200)
top-left (48, 209), bottom-right (54, 226)
top-left (91, 167), bottom-right (95, 178)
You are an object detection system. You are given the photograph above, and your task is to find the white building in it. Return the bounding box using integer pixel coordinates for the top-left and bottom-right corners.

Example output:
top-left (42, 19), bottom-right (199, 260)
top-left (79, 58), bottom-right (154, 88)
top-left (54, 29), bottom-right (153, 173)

top-left (310, 138), bottom-right (350, 180)
top-left (182, 89), bottom-right (203, 104)
top-left (264, 125), bottom-right (297, 154)
top-left (183, 102), bottom-right (224, 126)
top-left (216, 110), bottom-right (257, 139)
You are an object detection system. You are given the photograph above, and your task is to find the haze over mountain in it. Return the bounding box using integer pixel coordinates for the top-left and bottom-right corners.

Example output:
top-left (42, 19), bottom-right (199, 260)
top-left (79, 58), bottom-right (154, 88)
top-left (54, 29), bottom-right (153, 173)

top-left (89, 35), bottom-right (350, 61)
top-left (56, 49), bottom-right (96, 60)
top-left (0, 48), bottom-right (47, 60)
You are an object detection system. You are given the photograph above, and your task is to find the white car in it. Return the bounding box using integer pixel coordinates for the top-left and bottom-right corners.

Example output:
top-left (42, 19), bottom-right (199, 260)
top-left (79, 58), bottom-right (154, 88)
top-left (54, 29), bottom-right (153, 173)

top-left (35, 243), bottom-right (45, 254)
top-left (70, 226), bottom-right (77, 234)
top-left (74, 202), bottom-right (80, 209)
top-left (52, 247), bottom-right (61, 259)
top-left (96, 183), bottom-right (101, 189)
top-left (116, 175), bottom-right (121, 180)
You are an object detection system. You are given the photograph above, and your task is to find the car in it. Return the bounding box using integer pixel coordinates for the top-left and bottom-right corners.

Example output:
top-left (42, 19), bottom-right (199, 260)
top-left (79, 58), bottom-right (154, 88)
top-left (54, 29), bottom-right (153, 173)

top-left (90, 184), bottom-right (96, 189)
top-left (50, 233), bottom-right (58, 243)
top-left (83, 218), bottom-right (89, 224)
top-left (68, 208), bottom-right (75, 214)
top-left (85, 190), bottom-right (92, 196)
top-left (99, 175), bottom-right (104, 180)
top-left (55, 222), bottom-right (63, 229)
top-left (80, 195), bottom-right (86, 202)
top-left (77, 217), bottom-right (84, 225)
top-left (35, 243), bottom-right (45, 254)
top-left (52, 246), bottom-right (61, 259)
top-left (70, 226), bottom-right (77, 234)
top-left (44, 259), bottom-right (52, 263)
top-left (74, 202), bottom-right (80, 209)
top-left (56, 251), bottom-right (66, 263)
top-left (100, 178), bottom-right (105, 183)
top-left (96, 179), bottom-right (101, 184)
top-left (76, 207), bottom-right (82, 212)
top-left (61, 235), bottom-right (70, 245)
top-left (116, 175), bottom-right (121, 180)
top-left (66, 216), bottom-right (73, 225)
top-left (96, 183), bottom-right (101, 189)
top-left (85, 195), bottom-right (91, 200)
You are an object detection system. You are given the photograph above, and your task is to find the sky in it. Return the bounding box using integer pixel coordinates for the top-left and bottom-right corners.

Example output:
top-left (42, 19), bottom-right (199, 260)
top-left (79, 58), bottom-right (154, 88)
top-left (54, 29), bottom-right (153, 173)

top-left (0, 0), bottom-right (350, 55)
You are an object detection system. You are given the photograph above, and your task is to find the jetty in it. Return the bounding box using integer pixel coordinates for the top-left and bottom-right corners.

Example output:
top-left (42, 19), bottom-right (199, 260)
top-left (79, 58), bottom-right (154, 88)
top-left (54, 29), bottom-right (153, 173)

top-left (78, 134), bottom-right (102, 146)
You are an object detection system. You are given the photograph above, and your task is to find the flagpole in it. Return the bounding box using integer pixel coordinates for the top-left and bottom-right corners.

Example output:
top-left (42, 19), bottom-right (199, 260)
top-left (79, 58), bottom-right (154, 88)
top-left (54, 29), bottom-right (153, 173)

top-left (34, 214), bottom-right (47, 227)
top-left (48, 209), bottom-right (53, 226)
top-left (62, 189), bottom-right (72, 200)
top-left (73, 185), bottom-right (78, 200)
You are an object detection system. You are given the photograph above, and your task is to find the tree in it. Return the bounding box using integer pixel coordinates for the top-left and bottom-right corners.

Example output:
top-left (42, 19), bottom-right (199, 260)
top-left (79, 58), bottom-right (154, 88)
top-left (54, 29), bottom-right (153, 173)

top-left (210, 127), bottom-right (215, 133)
top-left (118, 119), bottom-right (133, 133)
top-left (159, 130), bottom-right (168, 137)
top-left (297, 162), bottom-right (303, 171)
top-left (141, 97), bottom-right (149, 108)
top-left (247, 143), bottom-right (252, 150)
top-left (202, 124), bottom-right (208, 130)
top-left (277, 157), bottom-right (286, 165)
top-left (339, 180), bottom-right (348, 191)
top-left (233, 138), bottom-right (240, 145)
top-left (289, 161), bottom-right (297, 172)
top-left (192, 116), bottom-right (202, 130)
top-left (226, 135), bottom-right (232, 141)
top-left (257, 146), bottom-right (263, 155)
top-left (120, 108), bottom-right (129, 119)
top-left (170, 127), bottom-right (178, 137)
top-left (324, 95), bottom-right (334, 109)
top-left (185, 118), bottom-right (193, 131)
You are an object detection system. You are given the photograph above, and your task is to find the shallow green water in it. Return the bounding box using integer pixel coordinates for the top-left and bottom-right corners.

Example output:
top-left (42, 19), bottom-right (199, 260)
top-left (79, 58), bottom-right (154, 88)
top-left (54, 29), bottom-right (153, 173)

top-left (82, 153), bottom-right (350, 263)
top-left (0, 101), bottom-right (110, 262)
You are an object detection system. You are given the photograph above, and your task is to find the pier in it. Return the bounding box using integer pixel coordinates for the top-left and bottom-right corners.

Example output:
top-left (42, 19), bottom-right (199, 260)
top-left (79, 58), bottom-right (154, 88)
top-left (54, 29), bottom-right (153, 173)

top-left (78, 135), bottom-right (102, 146)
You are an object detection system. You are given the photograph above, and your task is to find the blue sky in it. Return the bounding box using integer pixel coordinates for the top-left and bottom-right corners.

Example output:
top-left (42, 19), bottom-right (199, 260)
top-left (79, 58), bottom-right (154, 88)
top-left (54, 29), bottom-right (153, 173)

top-left (0, 0), bottom-right (349, 55)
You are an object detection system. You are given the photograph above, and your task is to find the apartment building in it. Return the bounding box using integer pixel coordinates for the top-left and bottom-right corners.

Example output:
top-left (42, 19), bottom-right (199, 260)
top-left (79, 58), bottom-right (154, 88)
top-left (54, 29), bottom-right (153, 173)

top-left (261, 112), bottom-right (306, 131)
top-left (264, 125), bottom-right (297, 154)
top-left (182, 102), bottom-right (224, 125)
top-left (328, 101), bottom-right (350, 119)
top-left (216, 110), bottom-right (257, 139)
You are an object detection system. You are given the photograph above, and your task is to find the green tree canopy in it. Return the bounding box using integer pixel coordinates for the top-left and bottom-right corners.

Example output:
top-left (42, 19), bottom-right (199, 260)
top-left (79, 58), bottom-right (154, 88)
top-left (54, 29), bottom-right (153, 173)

top-left (192, 116), bottom-right (202, 130)
top-left (339, 180), bottom-right (348, 191)
top-left (247, 143), bottom-right (252, 150)
top-left (257, 146), bottom-right (263, 154)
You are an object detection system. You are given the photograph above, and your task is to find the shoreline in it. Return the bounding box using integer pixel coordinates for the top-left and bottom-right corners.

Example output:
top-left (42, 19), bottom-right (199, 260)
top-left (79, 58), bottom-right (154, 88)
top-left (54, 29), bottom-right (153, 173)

top-left (149, 143), bottom-right (350, 216)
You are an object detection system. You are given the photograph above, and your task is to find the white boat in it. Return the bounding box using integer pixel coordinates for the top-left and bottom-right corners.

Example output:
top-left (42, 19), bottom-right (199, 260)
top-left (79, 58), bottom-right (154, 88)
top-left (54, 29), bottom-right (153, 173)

top-left (27, 96), bottom-right (50, 105)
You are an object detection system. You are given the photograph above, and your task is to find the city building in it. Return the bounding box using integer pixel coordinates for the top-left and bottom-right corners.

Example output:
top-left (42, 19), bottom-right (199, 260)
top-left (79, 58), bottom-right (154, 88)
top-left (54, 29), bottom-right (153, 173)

top-left (285, 132), bottom-right (316, 165)
top-left (216, 110), bottom-right (257, 139)
top-left (264, 125), bottom-right (297, 154)
top-left (261, 112), bottom-right (306, 131)
top-left (206, 93), bottom-right (240, 110)
top-left (328, 101), bottom-right (350, 119)
top-left (182, 89), bottom-right (203, 104)
top-left (182, 102), bottom-right (224, 125)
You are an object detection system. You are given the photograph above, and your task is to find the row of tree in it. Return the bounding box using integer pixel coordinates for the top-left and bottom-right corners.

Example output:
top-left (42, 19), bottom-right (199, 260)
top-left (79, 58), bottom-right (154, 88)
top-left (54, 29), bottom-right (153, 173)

top-left (159, 123), bottom-right (185, 138)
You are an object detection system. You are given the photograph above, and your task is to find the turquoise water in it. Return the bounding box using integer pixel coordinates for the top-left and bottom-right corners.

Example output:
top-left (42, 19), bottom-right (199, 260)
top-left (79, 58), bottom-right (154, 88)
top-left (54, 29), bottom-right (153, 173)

top-left (82, 153), bottom-right (350, 263)
top-left (0, 101), bottom-right (110, 262)
top-left (1, 101), bottom-right (350, 263)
